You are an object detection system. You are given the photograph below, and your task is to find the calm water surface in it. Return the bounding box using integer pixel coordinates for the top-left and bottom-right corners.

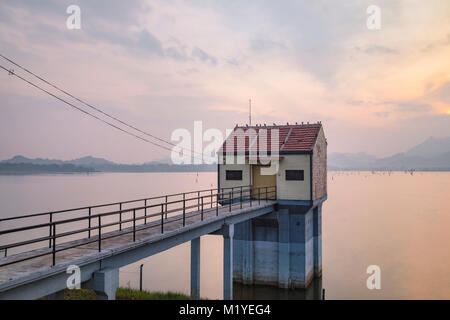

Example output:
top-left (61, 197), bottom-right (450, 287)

top-left (0, 171), bottom-right (449, 299)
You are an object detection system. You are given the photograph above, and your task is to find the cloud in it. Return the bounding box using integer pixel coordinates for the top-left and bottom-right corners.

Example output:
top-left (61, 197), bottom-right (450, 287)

top-left (347, 100), bottom-right (391, 107)
top-left (192, 47), bottom-right (217, 65)
top-left (373, 112), bottom-right (390, 118)
top-left (250, 38), bottom-right (285, 52)
top-left (395, 102), bottom-right (433, 113)
top-left (351, 100), bottom-right (434, 116)
top-left (0, 0), bottom-right (213, 63)
top-left (422, 33), bottom-right (450, 52)
top-left (135, 30), bottom-right (164, 56)
top-left (426, 82), bottom-right (450, 104)
top-left (1, 0), bottom-right (450, 162)
top-left (165, 46), bottom-right (189, 61)
top-left (354, 45), bottom-right (396, 55)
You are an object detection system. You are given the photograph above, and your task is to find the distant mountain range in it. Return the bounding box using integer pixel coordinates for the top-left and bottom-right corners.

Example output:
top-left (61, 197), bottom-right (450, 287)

top-left (328, 137), bottom-right (450, 171)
top-left (2, 136), bottom-right (449, 173)
top-left (0, 156), bottom-right (215, 174)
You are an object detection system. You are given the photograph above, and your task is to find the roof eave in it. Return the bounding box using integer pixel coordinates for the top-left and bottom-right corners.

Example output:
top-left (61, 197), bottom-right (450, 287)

top-left (217, 150), bottom-right (313, 156)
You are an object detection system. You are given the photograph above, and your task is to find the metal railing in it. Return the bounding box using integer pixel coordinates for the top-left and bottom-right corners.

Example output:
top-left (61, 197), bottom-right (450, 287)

top-left (0, 185), bottom-right (276, 268)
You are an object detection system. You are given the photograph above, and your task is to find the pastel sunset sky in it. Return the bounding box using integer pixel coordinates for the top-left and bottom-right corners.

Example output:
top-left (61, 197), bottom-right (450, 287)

top-left (0, 0), bottom-right (449, 163)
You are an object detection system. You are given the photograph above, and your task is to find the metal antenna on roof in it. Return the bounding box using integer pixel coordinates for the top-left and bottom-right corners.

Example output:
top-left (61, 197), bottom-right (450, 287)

top-left (249, 99), bottom-right (252, 126)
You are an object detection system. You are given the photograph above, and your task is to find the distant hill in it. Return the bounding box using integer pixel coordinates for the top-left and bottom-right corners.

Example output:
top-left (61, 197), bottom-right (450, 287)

top-left (328, 153), bottom-right (377, 169)
top-left (329, 136), bottom-right (450, 171)
top-left (69, 156), bottom-right (115, 167)
top-left (4, 155), bottom-right (65, 165)
top-left (4, 135), bottom-right (450, 173)
top-left (0, 155), bottom-right (215, 173)
top-left (0, 163), bottom-right (95, 174)
top-left (404, 137), bottom-right (450, 158)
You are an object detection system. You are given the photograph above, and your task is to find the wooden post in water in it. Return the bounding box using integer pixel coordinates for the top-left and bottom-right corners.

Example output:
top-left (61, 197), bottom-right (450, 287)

top-left (140, 264), bottom-right (144, 291)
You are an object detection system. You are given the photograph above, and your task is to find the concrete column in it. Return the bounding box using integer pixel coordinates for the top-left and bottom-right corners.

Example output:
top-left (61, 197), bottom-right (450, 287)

top-left (313, 204), bottom-right (322, 278)
top-left (289, 208), bottom-right (314, 288)
top-left (242, 220), bottom-right (254, 284)
top-left (277, 209), bottom-right (290, 288)
top-left (223, 224), bottom-right (234, 300)
top-left (82, 268), bottom-right (119, 300)
top-left (190, 237), bottom-right (201, 300)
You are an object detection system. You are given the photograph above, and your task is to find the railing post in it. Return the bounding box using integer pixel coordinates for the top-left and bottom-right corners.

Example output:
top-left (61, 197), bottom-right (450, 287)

top-left (197, 191), bottom-right (200, 211)
top-left (48, 213), bottom-right (53, 248)
top-left (98, 216), bottom-right (101, 252)
top-left (258, 188), bottom-right (261, 205)
top-left (210, 190), bottom-right (213, 208)
top-left (52, 223), bottom-right (56, 266)
top-left (229, 192), bottom-right (232, 212)
top-left (133, 209), bottom-right (136, 242)
top-left (88, 207), bottom-right (92, 238)
top-left (240, 187), bottom-right (243, 209)
top-left (249, 187), bottom-right (252, 207)
top-left (161, 204), bottom-right (164, 234)
top-left (165, 195), bottom-right (168, 219)
top-left (144, 199), bottom-right (147, 224)
top-left (216, 193), bottom-right (219, 216)
top-left (201, 196), bottom-right (204, 221)
top-left (119, 202), bottom-right (122, 231)
top-left (265, 186), bottom-right (268, 202)
top-left (183, 193), bottom-right (186, 227)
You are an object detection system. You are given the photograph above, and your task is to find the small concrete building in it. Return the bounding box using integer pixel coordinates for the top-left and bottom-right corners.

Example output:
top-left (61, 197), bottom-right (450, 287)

top-left (218, 122), bottom-right (327, 203)
top-left (218, 122), bottom-right (327, 289)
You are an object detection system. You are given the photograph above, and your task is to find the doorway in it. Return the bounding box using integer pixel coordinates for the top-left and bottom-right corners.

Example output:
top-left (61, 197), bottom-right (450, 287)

top-left (252, 165), bottom-right (276, 199)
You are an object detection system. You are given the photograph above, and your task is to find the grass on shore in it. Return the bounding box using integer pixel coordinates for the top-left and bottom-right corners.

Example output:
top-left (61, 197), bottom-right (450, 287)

top-left (52, 287), bottom-right (190, 300)
top-left (116, 287), bottom-right (190, 300)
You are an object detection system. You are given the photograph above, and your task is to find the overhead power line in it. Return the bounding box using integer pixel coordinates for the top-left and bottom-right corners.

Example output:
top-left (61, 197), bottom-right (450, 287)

top-left (0, 64), bottom-right (178, 153)
top-left (0, 53), bottom-right (207, 159)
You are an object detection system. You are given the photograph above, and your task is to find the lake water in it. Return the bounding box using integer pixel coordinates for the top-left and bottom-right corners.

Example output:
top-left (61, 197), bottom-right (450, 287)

top-left (0, 171), bottom-right (449, 299)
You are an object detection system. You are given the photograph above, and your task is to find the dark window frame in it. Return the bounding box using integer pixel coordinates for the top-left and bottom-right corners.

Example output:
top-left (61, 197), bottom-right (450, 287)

top-left (285, 169), bottom-right (304, 181)
top-left (226, 170), bottom-right (243, 181)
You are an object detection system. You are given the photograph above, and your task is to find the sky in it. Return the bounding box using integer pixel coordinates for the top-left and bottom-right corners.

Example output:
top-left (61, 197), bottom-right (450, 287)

top-left (0, 0), bottom-right (449, 163)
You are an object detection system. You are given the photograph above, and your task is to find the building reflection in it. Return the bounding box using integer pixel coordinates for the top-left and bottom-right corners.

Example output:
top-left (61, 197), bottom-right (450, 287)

top-left (233, 278), bottom-right (323, 300)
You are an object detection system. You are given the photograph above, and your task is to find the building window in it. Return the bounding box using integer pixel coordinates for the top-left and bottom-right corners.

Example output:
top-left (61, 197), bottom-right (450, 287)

top-left (226, 170), bottom-right (243, 180)
top-left (286, 170), bottom-right (304, 181)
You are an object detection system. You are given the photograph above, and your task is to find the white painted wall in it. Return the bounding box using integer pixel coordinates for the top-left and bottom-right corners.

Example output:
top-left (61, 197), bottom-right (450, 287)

top-left (276, 155), bottom-right (311, 201)
top-left (218, 163), bottom-right (251, 191)
top-left (219, 154), bottom-right (312, 201)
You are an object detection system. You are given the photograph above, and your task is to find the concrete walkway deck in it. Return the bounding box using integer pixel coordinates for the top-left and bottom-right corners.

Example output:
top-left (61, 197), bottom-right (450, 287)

top-left (0, 200), bottom-right (277, 299)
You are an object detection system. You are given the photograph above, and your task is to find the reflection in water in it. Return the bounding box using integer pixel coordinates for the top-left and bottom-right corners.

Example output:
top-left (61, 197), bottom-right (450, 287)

top-left (234, 279), bottom-right (323, 300)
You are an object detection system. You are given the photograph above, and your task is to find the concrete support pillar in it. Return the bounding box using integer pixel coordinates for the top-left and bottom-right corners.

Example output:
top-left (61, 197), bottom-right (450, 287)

top-left (82, 268), bottom-right (119, 300)
top-left (223, 224), bottom-right (234, 300)
top-left (241, 220), bottom-right (254, 284)
top-left (190, 237), bottom-right (201, 300)
top-left (277, 209), bottom-right (290, 288)
top-left (45, 290), bottom-right (65, 300)
top-left (289, 208), bottom-right (314, 288)
top-left (313, 204), bottom-right (322, 278)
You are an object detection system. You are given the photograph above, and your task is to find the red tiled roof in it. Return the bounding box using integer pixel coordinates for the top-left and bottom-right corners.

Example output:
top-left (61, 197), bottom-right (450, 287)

top-left (220, 123), bottom-right (321, 153)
